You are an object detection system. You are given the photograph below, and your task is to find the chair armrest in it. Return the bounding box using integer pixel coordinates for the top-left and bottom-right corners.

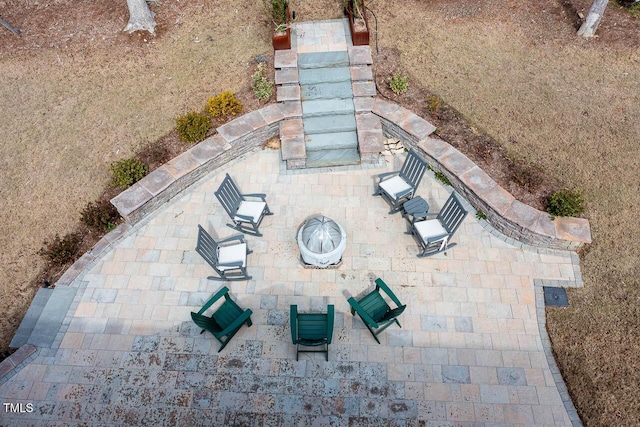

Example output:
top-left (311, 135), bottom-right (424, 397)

top-left (242, 193), bottom-right (267, 201)
top-left (199, 286), bottom-right (230, 314)
top-left (326, 305), bottom-right (335, 344)
top-left (375, 278), bottom-right (403, 308)
top-left (234, 213), bottom-right (255, 223)
top-left (347, 297), bottom-right (379, 328)
top-left (410, 213), bottom-right (437, 224)
top-left (219, 309), bottom-right (253, 337)
top-left (217, 260), bottom-right (244, 269)
top-left (377, 171), bottom-right (399, 181)
top-left (217, 234), bottom-right (245, 245)
top-left (395, 187), bottom-right (414, 199)
top-left (290, 305), bottom-right (298, 344)
top-left (425, 233), bottom-right (449, 244)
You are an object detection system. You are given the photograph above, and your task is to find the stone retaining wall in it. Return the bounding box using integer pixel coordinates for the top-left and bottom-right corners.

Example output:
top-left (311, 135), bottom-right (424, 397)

top-left (110, 99), bottom-right (590, 251)
top-left (111, 104), bottom-right (298, 224)
top-left (372, 98), bottom-right (591, 250)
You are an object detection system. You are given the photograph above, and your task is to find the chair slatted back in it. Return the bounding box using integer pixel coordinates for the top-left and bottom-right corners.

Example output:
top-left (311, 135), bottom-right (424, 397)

top-left (191, 312), bottom-right (222, 335)
top-left (291, 305), bottom-right (334, 346)
top-left (297, 313), bottom-right (329, 343)
top-left (438, 193), bottom-right (468, 236)
top-left (196, 225), bottom-right (220, 271)
top-left (357, 291), bottom-right (390, 323)
top-left (215, 174), bottom-right (243, 219)
top-left (212, 299), bottom-right (243, 331)
top-left (399, 149), bottom-right (428, 188)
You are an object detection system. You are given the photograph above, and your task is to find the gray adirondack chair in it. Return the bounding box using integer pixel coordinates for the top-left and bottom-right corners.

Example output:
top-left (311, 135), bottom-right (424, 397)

top-left (290, 305), bottom-right (334, 361)
top-left (347, 278), bottom-right (406, 344)
top-left (374, 148), bottom-right (428, 214)
top-left (191, 286), bottom-right (253, 352)
top-left (408, 192), bottom-right (468, 257)
top-left (215, 173), bottom-right (272, 236)
top-left (196, 225), bottom-right (252, 281)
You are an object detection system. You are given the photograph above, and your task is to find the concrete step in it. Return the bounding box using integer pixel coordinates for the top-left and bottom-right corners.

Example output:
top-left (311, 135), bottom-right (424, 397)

top-left (305, 131), bottom-right (358, 152)
top-left (298, 51), bottom-right (349, 69)
top-left (299, 67), bottom-right (351, 85)
top-left (303, 114), bottom-right (357, 135)
top-left (10, 287), bottom-right (77, 348)
top-left (9, 288), bottom-right (51, 348)
top-left (277, 85), bottom-right (301, 102)
top-left (301, 82), bottom-right (353, 101)
top-left (350, 65), bottom-right (374, 81)
top-left (302, 99), bottom-right (355, 118)
top-left (275, 68), bottom-right (299, 85)
top-left (306, 148), bottom-right (361, 168)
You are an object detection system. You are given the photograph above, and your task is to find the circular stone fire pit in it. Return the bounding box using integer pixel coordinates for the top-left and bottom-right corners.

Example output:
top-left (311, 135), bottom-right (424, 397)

top-left (297, 215), bottom-right (346, 268)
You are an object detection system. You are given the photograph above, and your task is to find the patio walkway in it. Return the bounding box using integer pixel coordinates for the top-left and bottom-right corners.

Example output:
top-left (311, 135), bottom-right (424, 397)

top-left (0, 149), bottom-right (580, 426)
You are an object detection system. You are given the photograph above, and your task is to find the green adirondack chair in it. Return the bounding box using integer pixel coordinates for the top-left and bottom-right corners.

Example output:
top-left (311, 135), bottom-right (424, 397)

top-left (191, 286), bottom-right (253, 352)
top-left (290, 304), bottom-right (334, 361)
top-left (347, 278), bottom-right (406, 344)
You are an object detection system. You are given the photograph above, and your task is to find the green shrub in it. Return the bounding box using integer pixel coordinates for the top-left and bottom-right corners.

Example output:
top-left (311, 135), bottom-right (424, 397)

top-left (207, 91), bottom-right (243, 118)
top-left (388, 71), bottom-right (410, 95)
top-left (81, 200), bottom-right (120, 232)
top-left (476, 210), bottom-right (487, 220)
top-left (176, 111), bottom-right (211, 143)
top-left (547, 189), bottom-right (586, 218)
top-left (39, 233), bottom-right (83, 266)
top-left (627, 2), bottom-right (640, 18)
top-left (263, 0), bottom-right (287, 26)
top-left (434, 171), bottom-right (452, 186)
top-left (252, 63), bottom-right (274, 101)
top-left (110, 158), bottom-right (148, 189)
top-left (426, 95), bottom-right (443, 113)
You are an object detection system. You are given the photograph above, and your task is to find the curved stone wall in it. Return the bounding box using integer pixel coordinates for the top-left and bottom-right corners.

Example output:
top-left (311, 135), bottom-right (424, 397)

top-left (371, 98), bottom-right (591, 251)
top-left (110, 99), bottom-right (591, 251)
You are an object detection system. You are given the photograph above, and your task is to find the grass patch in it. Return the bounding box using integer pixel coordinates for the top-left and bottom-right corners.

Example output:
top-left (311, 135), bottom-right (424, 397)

top-left (627, 2), bottom-right (640, 18)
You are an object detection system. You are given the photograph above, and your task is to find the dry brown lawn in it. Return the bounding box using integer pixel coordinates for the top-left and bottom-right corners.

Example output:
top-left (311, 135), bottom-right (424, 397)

top-left (0, 0), bottom-right (271, 348)
top-left (1, 0), bottom-right (639, 425)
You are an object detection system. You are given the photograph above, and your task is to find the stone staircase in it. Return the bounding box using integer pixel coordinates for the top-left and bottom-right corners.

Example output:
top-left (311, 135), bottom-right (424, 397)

top-left (10, 286), bottom-right (77, 349)
top-left (299, 50), bottom-right (359, 168)
top-left (276, 20), bottom-right (384, 170)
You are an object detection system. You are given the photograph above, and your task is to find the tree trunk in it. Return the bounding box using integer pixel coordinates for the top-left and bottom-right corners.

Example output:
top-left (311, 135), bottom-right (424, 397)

top-left (124, 0), bottom-right (156, 35)
top-left (578, 0), bottom-right (609, 38)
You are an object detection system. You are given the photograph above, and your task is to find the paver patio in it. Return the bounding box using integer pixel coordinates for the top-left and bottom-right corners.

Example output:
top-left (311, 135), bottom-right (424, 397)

top-left (0, 149), bottom-right (579, 426)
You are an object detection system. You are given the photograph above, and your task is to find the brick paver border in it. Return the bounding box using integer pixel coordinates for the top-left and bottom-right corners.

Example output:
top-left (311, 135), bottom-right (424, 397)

top-left (534, 279), bottom-right (584, 427)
